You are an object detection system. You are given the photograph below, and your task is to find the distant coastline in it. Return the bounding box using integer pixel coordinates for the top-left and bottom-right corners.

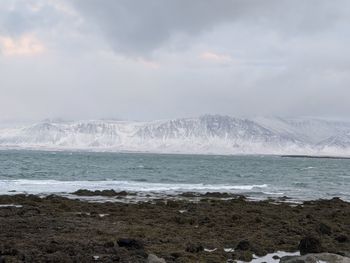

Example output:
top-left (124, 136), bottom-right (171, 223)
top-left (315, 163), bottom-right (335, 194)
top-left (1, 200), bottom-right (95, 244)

top-left (281, 155), bottom-right (350, 160)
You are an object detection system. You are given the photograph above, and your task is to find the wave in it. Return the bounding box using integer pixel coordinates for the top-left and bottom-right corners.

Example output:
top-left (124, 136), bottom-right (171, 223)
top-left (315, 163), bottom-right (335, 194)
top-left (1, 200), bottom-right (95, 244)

top-left (0, 179), bottom-right (267, 195)
top-left (299, 166), bottom-right (315, 171)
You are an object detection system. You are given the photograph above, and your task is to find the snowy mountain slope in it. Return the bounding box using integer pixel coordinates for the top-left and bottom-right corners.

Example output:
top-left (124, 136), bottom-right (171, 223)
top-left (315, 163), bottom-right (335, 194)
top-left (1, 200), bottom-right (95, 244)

top-left (0, 115), bottom-right (349, 155)
top-left (317, 132), bottom-right (350, 149)
top-left (254, 117), bottom-right (350, 144)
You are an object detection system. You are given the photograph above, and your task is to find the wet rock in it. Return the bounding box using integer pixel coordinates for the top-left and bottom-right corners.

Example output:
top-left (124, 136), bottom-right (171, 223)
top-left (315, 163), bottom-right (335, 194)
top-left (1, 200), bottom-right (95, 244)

top-left (179, 192), bottom-right (199, 197)
top-left (280, 253), bottom-right (350, 263)
top-left (318, 222), bottom-right (332, 235)
top-left (104, 241), bottom-right (115, 248)
top-left (235, 240), bottom-right (251, 251)
top-left (117, 238), bottom-right (144, 250)
top-left (147, 254), bottom-right (166, 263)
top-left (272, 255), bottom-right (280, 259)
top-left (170, 252), bottom-right (182, 258)
top-left (298, 237), bottom-right (322, 255)
top-left (198, 216), bottom-right (211, 225)
top-left (236, 251), bottom-right (253, 261)
top-left (45, 240), bottom-right (59, 254)
top-left (255, 217), bottom-right (262, 223)
top-left (185, 243), bottom-right (203, 253)
top-left (203, 192), bottom-right (232, 198)
top-left (335, 235), bottom-right (349, 243)
top-left (72, 189), bottom-right (129, 197)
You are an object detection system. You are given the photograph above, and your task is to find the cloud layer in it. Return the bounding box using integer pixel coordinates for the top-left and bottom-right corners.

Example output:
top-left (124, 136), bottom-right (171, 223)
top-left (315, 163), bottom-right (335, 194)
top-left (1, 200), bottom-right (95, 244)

top-left (0, 0), bottom-right (350, 122)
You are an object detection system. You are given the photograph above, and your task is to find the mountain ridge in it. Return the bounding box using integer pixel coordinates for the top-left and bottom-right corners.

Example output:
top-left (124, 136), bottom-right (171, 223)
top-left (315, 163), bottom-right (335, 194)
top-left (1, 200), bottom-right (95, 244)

top-left (0, 115), bottom-right (349, 156)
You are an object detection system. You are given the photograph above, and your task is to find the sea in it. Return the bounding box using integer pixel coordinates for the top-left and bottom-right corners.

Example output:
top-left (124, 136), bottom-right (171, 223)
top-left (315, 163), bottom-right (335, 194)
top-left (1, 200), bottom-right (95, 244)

top-left (0, 150), bottom-right (349, 201)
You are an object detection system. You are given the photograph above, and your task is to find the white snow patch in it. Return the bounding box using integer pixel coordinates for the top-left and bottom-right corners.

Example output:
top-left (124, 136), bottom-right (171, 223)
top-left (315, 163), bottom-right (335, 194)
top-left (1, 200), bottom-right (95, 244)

top-left (0, 204), bottom-right (22, 208)
top-left (236, 251), bottom-right (300, 263)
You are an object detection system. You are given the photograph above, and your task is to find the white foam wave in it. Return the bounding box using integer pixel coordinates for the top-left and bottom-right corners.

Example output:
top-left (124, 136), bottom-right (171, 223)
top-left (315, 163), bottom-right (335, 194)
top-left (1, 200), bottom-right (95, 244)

top-left (299, 166), bottom-right (315, 171)
top-left (0, 179), bottom-right (267, 195)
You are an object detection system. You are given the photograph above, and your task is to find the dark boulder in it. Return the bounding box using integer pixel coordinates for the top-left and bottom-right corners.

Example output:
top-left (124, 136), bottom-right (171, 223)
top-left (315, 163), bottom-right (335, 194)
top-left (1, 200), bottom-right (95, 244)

top-left (235, 240), bottom-right (251, 251)
top-left (335, 235), bottom-right (349, 243)
top-left (117, 238), bottom-right (144, 250)
top-left (185, 243), bottom-right (203, 253)
top-left (298, 237), bottom-right (322, 255)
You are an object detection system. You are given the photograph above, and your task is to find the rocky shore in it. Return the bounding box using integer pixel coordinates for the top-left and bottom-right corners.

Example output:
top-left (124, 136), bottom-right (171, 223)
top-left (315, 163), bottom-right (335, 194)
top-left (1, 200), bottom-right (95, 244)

top-left (0, 192), bottom-right (349, 262)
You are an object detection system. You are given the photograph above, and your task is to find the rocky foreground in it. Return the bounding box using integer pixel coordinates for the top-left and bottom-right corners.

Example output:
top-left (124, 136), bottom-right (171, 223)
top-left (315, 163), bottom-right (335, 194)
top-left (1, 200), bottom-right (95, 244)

top-left (0, 193), bottom-right (349, 262)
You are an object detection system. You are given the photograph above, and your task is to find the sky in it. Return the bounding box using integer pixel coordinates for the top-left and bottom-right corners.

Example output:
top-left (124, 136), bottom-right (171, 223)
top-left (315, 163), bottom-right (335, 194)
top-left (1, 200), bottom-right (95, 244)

top-left (0, 0), bottom-right (350, 122)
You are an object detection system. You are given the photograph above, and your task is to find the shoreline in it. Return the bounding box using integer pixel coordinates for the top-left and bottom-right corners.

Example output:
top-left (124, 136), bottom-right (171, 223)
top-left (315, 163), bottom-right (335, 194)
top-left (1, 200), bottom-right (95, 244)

top-left (1, 148), bottom-right (350, 159)
top-left (2, 188), bottom-right (347, 204)
top-left (0, 193), bottom-right (349, 262)
top-left (281, 155), bottom-right (350, 160)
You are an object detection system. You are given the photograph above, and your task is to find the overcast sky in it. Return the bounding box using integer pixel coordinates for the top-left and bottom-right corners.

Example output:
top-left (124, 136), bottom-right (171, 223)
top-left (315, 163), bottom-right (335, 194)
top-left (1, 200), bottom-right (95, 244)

top-left (0, 0), bottom-right (350, 122)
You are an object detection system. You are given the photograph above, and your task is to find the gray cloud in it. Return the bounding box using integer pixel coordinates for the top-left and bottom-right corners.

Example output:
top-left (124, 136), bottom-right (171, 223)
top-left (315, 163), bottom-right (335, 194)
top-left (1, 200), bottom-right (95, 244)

top-left (71, 0), bottom-right (349, 56)
top-left (0, 0), bottom-right (350, 122)
top-left (0, 1), bottom-right (66, 36)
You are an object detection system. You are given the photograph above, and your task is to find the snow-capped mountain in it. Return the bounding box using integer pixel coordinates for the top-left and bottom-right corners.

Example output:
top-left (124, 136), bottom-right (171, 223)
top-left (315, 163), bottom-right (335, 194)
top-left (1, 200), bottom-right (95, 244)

top-left (0, 115), bottom-right (349, 156)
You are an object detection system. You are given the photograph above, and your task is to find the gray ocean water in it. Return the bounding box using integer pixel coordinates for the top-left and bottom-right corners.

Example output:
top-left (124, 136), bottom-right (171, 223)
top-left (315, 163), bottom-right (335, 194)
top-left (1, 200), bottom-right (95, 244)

top-left (0, 150), bottom-right (349, 201)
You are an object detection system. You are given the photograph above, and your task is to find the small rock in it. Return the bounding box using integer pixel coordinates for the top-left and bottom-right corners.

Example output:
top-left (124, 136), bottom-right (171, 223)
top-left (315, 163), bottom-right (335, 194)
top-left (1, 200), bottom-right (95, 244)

top-left (147, 254), bottom-right (166, 263)
top-left (117, 238), bottom-right (143, 250)
top-left (272, 255), bottom-right (280, 259)
top-left (298, 237), bottom-right (322, 255)
top-left (170, 252), bottom-right (182, 258)
top-left (318, 222), bottom-right (332, 235)
top-left (185, 243), bottom-right (203, 253)
top-left (235, 240), bottom-right (250, 251)
top-left (335, 235), bottom-right (349, 243)
top-left (237, 251), bottom-right (253, 261)
top-left (104, 241), bottom-right (115, 248)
